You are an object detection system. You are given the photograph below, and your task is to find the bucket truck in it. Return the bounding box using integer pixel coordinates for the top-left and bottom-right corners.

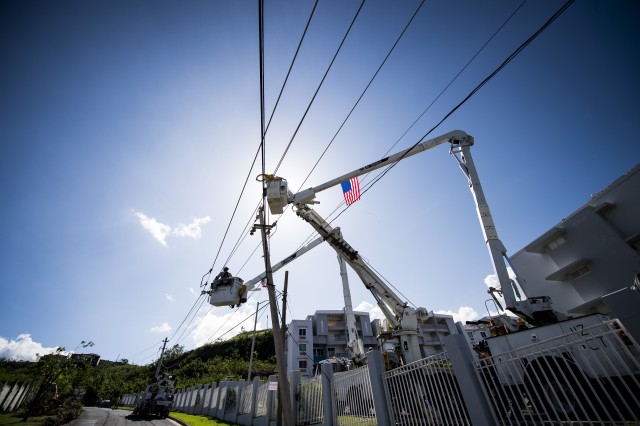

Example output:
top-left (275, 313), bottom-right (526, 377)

top-left (265, 130), bottom-right (562, 329)
top-left (209, 130), bottom-right (566, 364)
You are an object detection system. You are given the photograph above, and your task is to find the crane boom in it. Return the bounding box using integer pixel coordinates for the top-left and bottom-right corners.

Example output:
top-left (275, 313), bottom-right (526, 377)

top-left (267, 130), bottom-right (561, 328)
top-left (294, 204), bottom-right (426, 364)
top-left (267, 130), bottom-right (470, 213)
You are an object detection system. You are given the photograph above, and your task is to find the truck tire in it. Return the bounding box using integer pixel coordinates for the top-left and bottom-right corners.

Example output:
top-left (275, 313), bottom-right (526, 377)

top-left (525, 358), bottom-right (596, 421)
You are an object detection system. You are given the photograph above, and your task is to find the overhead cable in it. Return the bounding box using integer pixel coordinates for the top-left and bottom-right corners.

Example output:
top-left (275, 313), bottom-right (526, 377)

top-left (272, 0), bottom-right (367, 175)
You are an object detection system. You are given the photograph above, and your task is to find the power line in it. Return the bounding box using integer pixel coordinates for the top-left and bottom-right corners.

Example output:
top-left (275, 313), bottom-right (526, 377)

top-left (200, 0), bottom-right (319, 290)
top-left (264, 0), bottom-right (319, 135)
top-left (272, 0), bottom-right (367, 175)
top-left (381, 0), bottom-right (528, 158)
top-left (295, 0), bottom-right (427, 194)
top-left (362, 0), bottom-right (576, 199)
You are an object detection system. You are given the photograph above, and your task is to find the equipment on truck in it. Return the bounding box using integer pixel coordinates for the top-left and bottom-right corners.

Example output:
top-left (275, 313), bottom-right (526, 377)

top-left (131, 373), bottom-right (176, 418)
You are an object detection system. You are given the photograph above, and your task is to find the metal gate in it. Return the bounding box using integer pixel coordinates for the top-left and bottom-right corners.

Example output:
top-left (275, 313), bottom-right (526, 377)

top-left (383, 352), bottom-right (470, 425)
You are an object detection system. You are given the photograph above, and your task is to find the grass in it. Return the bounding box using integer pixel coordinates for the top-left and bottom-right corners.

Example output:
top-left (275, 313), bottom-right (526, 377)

top-left (337, 416), bottom-right (377, 425)
top-left (169, 411), bottom-right (239, 426)
top-left (0, 413), bottom-right (48, 425)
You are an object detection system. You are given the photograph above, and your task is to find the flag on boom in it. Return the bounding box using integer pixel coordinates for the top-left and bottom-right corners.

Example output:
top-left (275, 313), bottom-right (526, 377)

top-left (341, 177), bottom-right (361, 206)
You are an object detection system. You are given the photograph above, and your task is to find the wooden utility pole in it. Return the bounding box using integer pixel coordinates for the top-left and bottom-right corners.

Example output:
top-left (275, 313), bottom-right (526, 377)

top-left (258, 206), bottom-right (294, 426)
top-left (277, 271), bottom-right (289, 426)
top-left (154, 337), bottom-right (168, 379)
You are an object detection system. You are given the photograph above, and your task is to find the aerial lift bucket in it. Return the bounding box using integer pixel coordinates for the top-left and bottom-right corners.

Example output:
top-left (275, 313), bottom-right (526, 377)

top-left (209, 276), bottom-right (246, 307)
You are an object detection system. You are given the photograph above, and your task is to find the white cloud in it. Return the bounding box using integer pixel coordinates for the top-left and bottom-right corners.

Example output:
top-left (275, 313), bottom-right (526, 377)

top-left (189, 304), bottom-right (261, 347)
top-left (133, 211), bottom-right (211, 247)
top-left (172, 216), bottom-right (211, 239)
top-left (133, 211), bottom-right (171, 246)
top-left (165, 294), bottom-right (174, 302)
top-left (150, 322), bottom-right (172, 333)
top-left (0, 334), bottom-right (59, 361)
top-left (483, 267), bottom-right (518, 309)
top-left (188, 287), bottom-right (196, 295)
top-left (354, 301), bottom-right (384, 322)
top-left (434, 306), bottom-right (480, 323)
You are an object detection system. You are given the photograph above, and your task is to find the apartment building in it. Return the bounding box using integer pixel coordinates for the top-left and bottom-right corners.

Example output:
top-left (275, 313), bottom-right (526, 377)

top-left (285, 308), bottom-right (459, 377)
top-left (285, 310), bottom-right (377, 377)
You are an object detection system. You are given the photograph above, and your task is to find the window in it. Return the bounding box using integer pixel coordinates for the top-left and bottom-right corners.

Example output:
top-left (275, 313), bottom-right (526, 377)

top-left (313, 348), bottom-right (325, 357)
top-left (298, 360), bottom-right (307, 370)
top-left (467, 331), bottom-right (474, 341)
top-left (299, 343), bottom-right (306, 354)
top-left (480, 331), bottom-right (488, 338)
top-left (298, 328), bottom-right (307, 339)
top-left (547, 236), bottom-right (566, 250)
top-left (327, 347), bottom-right (335, 356)
top-left (568, 265), bottom-right (590, 280)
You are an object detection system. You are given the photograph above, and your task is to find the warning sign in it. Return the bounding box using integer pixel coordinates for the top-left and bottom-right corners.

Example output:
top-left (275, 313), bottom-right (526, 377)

top-left (268, 381), bottom-right (278, 391)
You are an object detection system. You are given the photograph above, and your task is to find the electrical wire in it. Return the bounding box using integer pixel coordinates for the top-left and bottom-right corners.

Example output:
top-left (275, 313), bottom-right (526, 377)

top-left (381, 0), bottom-right (528, 158)
top-left (179, 0), bottom-right (320, 349)
top-left (264, 0), bottom-right (319, 135)
top-left (272, 0), bottom-right (367, 175)
top-left (363, 0), bottom-right (576, 196)
top-left (295, 0), bottom-right (426, 194)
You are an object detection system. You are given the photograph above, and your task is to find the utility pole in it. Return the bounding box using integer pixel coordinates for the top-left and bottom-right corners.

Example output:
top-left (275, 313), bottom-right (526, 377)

top-left (154, 337), bottom-right (168, 380)
top-left (258, 206), bottom-right (294, 426)
top-left (277, 271), bottom-right (289, 426)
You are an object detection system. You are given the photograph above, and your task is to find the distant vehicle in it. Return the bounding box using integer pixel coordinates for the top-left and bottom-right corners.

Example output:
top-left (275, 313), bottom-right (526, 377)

top-left (131, 373), bottom-right (176, 418)
top-left (99, 399), bottom-right (111, 408)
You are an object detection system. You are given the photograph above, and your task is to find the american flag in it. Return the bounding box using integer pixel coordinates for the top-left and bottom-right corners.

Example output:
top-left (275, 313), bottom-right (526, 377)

top-left (341, 177), bottom-right (361, 206)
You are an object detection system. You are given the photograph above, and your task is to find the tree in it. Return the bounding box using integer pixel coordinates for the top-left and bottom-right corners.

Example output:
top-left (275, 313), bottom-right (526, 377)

top-left (23, 348), bottom-right (73, 420)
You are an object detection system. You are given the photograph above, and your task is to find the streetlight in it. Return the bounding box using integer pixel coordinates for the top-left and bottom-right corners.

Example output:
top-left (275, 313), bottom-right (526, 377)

top-left (247, 300), bottom-right (266, 381)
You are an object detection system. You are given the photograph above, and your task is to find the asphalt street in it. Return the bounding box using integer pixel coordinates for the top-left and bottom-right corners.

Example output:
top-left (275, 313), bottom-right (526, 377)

top-left (64, 406), bottom-right (181, 426)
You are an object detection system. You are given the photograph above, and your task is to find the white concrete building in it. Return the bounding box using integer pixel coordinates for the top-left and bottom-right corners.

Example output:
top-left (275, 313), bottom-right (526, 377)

top-left (285, 310), bottom-right (377, 377)
top-left (509, 164), bottom-right (640, 317)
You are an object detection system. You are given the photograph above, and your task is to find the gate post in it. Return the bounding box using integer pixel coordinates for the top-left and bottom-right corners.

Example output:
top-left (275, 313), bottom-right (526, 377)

top-left (366, 350), bottom-right (391, 426)
top-left (444, 334), bottom-right (494, 426)
top-left (320, 363), bottom-right (334, 426)
top-left (289, 370), bottom-right (300, 423)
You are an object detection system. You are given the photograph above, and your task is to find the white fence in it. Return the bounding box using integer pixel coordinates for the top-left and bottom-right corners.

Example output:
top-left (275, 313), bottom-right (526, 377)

top-left (122, 375), bottom-right (279, 426)
top-left (0, 382), bottom-right (31, 413)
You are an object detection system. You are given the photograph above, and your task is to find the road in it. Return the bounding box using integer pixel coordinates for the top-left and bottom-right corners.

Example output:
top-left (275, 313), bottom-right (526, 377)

top-left (65, 407), bottom-right (182, 426)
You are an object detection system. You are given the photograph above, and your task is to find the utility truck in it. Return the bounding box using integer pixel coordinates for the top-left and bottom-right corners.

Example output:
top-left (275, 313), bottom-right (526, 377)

top-left (131, 373), bottom-right (176, 418)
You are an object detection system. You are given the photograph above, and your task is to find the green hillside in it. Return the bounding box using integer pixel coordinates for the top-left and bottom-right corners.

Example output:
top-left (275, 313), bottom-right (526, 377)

top-left (0, 330), bottom-right (277, 405)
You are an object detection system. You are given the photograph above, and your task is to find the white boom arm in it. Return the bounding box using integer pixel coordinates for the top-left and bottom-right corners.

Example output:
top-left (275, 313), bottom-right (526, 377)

top-left (267, 130), bottom-right (560, 327)
top-left (243, 235), bottom-right (325, 291)
top-left (295, 204), bottom-right (427, 364)
top-left (337, 255), bottom-right (367, 365)
top-left (267, 130), bottom-right (468, 213)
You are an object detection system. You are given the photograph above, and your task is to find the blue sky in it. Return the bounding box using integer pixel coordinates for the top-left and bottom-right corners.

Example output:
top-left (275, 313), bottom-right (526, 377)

top-left (1, 0), bottom-right (639, 363)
